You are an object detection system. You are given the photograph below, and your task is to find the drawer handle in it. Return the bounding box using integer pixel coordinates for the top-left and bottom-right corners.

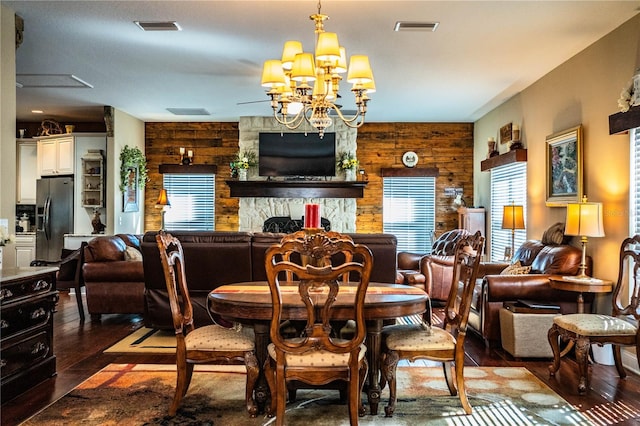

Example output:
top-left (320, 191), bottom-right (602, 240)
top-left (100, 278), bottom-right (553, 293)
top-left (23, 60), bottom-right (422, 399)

top-left (31, 341), bottom-right (48, 355)
top-left (0, 319), bottom-right (8, 329)
top-left (31, 307), bottom-right (46, 320)
top-left (0, 288), bottom-right (13, 301)
top-left (32, 279), bottom-right (51, 292)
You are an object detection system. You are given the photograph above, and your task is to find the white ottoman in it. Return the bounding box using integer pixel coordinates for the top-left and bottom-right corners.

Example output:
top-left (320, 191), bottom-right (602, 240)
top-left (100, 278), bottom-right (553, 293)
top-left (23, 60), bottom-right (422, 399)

top-left (499, 303), bottom-right (561, 358)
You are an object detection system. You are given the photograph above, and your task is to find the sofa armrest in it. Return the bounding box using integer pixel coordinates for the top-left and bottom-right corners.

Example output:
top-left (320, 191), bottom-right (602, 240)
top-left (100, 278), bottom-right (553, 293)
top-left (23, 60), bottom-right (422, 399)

top-left (397, 252), bottom-right (424, 270)
top-left (484, 274), bottom-right (555, 301)
top-left (83, 260), bottom-right (144, 282)
top-left (477, 262), bottom-right (509, 277)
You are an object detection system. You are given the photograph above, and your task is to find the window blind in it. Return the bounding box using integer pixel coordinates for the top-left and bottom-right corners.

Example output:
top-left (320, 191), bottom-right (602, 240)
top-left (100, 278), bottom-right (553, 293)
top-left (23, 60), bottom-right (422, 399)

top-left (162, 174), bottom-right (215, 231)
top-left (383, 176), bottom-right (436, 253)
top-left (490, 162), bottom-right (527, 261)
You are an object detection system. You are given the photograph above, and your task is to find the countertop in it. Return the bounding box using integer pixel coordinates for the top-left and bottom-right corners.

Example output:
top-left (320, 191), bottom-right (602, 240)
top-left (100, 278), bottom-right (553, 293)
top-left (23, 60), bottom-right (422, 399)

top-left (0, 266), bottom-right (59, 282)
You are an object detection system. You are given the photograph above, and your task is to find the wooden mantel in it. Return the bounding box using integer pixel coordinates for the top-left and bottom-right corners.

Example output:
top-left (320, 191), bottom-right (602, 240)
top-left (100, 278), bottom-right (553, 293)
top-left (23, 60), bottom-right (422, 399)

top-left (480, 149), bottom-right (527, 172)
top-left (226, 180), bottom-right (368, 198)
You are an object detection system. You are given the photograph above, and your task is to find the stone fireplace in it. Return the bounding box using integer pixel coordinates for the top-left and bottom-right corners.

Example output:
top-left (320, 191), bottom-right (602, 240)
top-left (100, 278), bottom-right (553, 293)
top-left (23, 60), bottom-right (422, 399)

top-left (237, 117), bottom-right (358, 233)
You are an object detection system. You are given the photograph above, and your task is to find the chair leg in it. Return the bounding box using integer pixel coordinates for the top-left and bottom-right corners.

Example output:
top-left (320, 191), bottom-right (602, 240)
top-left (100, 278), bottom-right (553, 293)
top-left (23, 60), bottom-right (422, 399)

top-left (575, 336), bottom-right (591, 394)
top-left (348, 363), bottom-right (360, 425)
top-left (548, 324), bottom-right (562, 376)
top-left (381, 350), bottom-right (399, 417)
top-left (244, 351), bottom-right (259, 417)
top-left (358, 358), bottom-right (368, 417)
top-left (170, 361), bottom-right (193, 416)
top-left (275, 362), bottom-right (287, 426)
top-left (442, 361), bottom-right (456, 396)
top-left (612, 345), bottom-right (627, 379)
top-left (264, 357), bottom-right (276, 418)
top-left (75, 285), bottom-right (85, 322)
top-left (454, 352), bottom-right (471, 415)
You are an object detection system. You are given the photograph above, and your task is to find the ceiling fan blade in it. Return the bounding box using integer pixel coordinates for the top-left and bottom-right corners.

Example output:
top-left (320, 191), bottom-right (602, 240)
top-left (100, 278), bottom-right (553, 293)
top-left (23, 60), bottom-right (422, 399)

top-left (237, 99), bottom-right (270, 105)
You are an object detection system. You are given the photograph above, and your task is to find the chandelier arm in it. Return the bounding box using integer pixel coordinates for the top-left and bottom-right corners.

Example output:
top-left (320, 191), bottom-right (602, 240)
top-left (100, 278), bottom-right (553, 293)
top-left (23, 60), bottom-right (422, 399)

top-left (272, 108), bottom-right (307, 129)
top-left (330, 104), bottom-right (364, 124)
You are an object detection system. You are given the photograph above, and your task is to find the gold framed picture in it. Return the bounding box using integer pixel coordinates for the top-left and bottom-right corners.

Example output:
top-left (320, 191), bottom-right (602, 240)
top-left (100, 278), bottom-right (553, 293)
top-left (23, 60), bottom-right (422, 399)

top-left (545, 125), bottom-right (583, 207)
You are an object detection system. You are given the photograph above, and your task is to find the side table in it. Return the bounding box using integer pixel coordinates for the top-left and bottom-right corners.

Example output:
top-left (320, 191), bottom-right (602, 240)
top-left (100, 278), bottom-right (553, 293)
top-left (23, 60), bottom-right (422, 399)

top-left (548, 275), bottom-right (613, 313)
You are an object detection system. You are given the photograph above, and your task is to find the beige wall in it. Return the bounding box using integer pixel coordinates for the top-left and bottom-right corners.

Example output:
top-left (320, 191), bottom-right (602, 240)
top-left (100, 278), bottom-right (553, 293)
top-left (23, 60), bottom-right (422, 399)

top-left (111, 109), bottom-right (145, 235)
top-left (475, 14), bottom-right (640, 281)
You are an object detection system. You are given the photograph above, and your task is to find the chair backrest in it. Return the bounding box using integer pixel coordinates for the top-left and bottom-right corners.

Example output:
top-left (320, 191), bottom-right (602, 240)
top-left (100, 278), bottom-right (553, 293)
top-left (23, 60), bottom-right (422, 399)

top-left (265, 231), bottom-right (373, 356)
top-left (156, 231), bottom-right (195, 336)
top-left (612, 234), bottom-right (640, 322)
top-left (443, 231), bottom-right (484, 337)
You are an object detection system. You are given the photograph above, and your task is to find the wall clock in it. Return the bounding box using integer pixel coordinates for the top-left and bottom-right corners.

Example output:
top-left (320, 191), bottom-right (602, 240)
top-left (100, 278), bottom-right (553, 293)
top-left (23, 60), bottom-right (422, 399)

top-left (402, 151), bottom-right (418, 168)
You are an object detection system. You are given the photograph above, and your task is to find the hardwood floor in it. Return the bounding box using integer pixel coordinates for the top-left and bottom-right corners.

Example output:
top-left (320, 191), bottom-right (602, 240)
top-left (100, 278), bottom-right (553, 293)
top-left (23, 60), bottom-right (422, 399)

top-left (2, 291), bottom-right (640, 425)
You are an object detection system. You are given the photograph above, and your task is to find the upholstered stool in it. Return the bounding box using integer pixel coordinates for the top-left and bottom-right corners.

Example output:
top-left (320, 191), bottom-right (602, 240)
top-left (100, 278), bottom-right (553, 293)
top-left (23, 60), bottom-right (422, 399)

top-left (499, 302), bottom-right (560, 358)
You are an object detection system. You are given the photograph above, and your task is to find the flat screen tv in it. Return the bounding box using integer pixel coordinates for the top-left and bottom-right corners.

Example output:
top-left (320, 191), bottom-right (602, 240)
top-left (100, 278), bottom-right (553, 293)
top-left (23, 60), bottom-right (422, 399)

top-left (258, 132), bottom-right (336, 178)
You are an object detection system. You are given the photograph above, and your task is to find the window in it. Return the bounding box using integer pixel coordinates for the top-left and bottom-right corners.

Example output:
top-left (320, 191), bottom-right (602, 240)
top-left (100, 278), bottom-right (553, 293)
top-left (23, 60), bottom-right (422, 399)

top-left (632, 127), bottom-right (640, 235)
top-left (490, 162), bottom-right (527, 261)
top-left (383, 176), bottom-right (436, 253)
top-left (162, 174), bottom-right (215, 230)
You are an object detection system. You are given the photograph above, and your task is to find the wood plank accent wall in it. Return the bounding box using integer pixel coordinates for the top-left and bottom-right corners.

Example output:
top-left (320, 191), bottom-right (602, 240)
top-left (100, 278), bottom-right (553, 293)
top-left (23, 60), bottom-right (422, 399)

top-left (144, 121), bottom-right (474, 235)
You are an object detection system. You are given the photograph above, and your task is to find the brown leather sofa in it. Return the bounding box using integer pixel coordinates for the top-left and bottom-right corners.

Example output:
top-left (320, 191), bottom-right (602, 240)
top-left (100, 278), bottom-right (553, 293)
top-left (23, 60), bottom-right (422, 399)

top-left (141, 231), bottom-right (398, 330)
top-left (82, 234), bottom-right (145, 321)
top-left (468, 240), bottom-right (593, 348)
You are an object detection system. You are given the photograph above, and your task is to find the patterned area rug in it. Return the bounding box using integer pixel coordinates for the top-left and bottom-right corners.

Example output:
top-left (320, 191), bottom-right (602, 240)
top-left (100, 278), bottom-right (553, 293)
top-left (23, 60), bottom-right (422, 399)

top-left (22, 364), bottom-right (594, 425)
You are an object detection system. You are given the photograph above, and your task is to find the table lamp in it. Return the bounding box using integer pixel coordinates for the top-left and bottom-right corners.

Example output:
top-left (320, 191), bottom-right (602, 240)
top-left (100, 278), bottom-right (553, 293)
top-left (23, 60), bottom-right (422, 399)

top-left (155, 188), bottom-right (171, 230)
top-left (564, 195), bottom-right (604, 279)
top-left (501, 203), bottom-right (525, 261)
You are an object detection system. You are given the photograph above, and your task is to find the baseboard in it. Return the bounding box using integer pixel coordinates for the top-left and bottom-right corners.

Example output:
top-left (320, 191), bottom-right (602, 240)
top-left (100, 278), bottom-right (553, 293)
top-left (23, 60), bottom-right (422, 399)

top-left (622, 349), bottom-right (640, 376)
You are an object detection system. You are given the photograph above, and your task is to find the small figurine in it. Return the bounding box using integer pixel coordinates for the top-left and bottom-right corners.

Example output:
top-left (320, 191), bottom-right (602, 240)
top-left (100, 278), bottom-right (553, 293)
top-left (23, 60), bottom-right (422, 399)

top-left (91, 208), bottom-right (106, 234)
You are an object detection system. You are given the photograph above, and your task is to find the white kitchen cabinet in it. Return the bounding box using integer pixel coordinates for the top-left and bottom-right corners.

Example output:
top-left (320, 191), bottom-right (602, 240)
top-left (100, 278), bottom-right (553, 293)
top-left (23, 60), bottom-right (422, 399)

top-left (17, 139), bottom-right (37, 204)
top-left (38, 136), bottom-right (74, 176)
top-left (14, 233), bottom-right (36, 267)
top-left (458, 207), bottom-right (485, 237)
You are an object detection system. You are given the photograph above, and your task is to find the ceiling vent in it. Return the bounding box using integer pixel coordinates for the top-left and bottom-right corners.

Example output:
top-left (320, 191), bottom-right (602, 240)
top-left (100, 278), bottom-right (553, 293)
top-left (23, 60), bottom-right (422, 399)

top-left (134, 21), bottom-right (181, 31)
top-left (167, 108), bottom-right (210, 116)
top-left (394, 21), bottom-right (439, 32)
top-left (16, 74), bottom-right (93, 88)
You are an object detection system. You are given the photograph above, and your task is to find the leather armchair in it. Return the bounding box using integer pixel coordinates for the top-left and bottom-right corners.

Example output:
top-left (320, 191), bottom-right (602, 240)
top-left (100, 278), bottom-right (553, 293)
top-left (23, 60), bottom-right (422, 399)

top-left (468, 240), bottom-right (593, 348)
top-left (395, 252), bottom-right (427, 290)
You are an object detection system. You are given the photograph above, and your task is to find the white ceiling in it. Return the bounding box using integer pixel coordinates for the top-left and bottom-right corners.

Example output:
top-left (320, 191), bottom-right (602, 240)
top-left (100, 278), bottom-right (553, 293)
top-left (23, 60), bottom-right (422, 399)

top-left (6, 1), bottom-right (640, 124)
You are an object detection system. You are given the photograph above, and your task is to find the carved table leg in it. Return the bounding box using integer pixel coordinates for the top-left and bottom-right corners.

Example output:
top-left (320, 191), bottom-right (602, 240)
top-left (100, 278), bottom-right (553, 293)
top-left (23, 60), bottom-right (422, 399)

top-left (365, 319), bottom-right (383, 415)
top-left (252, 320), bottom-right (271, 413)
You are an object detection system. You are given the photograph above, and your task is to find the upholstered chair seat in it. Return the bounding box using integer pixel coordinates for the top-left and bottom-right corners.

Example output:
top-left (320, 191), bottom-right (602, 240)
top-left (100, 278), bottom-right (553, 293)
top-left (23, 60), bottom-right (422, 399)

top-left (384, 325), bottom-right (459, 352)
top-left (553, 314), bottom-right (637, 336)
top-left (267, 341), bottom-right (367, 367)
top-left (186, 325), bottom-right (255, 352)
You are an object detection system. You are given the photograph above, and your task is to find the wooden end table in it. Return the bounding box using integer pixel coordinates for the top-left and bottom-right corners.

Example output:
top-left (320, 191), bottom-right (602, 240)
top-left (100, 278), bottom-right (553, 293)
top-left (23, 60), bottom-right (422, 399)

top-left (548, 275), bottom-right (613, 313)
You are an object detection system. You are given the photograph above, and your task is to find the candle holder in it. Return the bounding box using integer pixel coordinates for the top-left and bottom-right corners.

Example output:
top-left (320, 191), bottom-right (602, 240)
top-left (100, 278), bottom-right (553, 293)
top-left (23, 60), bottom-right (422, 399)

top-left (179, 148), bottom-right (194, 165)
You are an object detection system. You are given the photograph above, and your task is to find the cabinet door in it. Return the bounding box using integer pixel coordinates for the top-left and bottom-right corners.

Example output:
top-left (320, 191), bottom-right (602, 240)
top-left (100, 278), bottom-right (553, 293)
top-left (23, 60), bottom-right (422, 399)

top-left (16, 246), bottom-right (35, 267)
top-left (56, 137), bottom-right (74, 174)
top-left (39, 140), bottom-right (58, 176)
top-left (17, 141), bottom-right (37, 204)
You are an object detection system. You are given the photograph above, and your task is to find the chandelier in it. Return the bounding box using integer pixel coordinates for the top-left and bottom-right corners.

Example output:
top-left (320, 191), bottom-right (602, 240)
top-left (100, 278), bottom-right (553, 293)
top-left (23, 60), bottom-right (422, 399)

top-left (260, 0), bottom-right (375, 138)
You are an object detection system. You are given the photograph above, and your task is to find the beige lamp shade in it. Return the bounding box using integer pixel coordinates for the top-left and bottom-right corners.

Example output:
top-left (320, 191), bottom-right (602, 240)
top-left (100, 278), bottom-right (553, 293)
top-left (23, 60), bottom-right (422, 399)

top-left (291, 52), bottom-right (316, 82)
top-left (501, 205), bottom-right (525, 230)
top-left (281, 40), bottom-right (303, 70)
top-left (261, 60), bottom-right (286, 88)
top-left (155, 189), bottom-right (170, 208)
top-left (346, 55), bottom-right (373, 84)
top-left (316, 32), bottom-right (341, 61)
top-left (333, 47), bottom-right (348, 74)
top-left (565, 200), bottom-right (604, 238)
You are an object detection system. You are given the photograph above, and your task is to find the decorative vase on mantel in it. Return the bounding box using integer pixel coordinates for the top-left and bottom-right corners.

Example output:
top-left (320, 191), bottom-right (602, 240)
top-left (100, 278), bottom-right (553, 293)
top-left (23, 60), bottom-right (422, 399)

top-left (237, 168), bottom-right (248, 181)
top-left (345, 168), bottom-right (356, 181)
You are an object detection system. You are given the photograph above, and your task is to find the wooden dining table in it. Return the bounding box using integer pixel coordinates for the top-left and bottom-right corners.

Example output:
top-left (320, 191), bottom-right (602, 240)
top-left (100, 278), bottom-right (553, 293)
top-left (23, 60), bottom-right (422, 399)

top-left (208, 281), bottom-right (429, 415)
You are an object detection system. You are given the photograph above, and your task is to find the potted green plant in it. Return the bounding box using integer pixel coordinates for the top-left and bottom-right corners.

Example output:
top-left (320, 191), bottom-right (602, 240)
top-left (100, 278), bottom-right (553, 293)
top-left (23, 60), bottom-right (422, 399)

top-left (230, 150), bottom-right (257, 180)
top-left (119, 146), bottom-right (148, 192)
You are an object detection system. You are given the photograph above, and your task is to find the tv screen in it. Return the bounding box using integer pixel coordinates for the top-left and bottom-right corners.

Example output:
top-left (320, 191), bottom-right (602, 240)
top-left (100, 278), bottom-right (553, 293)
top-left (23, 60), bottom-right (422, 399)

top-left (259, 133), bottom-right (336, 177)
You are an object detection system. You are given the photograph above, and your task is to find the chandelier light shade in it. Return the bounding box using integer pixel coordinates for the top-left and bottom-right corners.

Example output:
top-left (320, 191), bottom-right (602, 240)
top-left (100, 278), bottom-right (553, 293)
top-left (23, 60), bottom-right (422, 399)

top-left (565, 195), bottom-right (604, 278)
top-left (261, 0), bottom-right (375, 137)
top-left (501, 203), bottom-right (525, 261)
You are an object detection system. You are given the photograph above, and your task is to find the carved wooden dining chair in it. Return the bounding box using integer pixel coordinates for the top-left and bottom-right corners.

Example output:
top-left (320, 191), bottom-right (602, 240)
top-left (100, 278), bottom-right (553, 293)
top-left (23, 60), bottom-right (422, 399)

top-left (380, 231), bottom-right (484, 416)
top-left (548, 234), bottom-right (640, 394)
top-left (156, 231), bottom-right (259, 417)
top-left (263, 231), bottom-right (373, 426)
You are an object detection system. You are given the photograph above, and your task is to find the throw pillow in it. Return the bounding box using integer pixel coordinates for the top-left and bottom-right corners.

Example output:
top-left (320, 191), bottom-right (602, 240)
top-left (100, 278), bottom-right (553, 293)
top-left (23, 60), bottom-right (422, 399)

top-left (500, 260), bottom-right (532, 275)
top-left (124, 246), bottom-right (143, 261)
top-left (541, 222), bottom-right (565, 245)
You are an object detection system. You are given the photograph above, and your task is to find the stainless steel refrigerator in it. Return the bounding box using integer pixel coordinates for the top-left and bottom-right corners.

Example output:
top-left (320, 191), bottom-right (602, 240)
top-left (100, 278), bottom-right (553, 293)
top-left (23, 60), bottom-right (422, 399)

top-left (36, 177), bottom-right (74, 261)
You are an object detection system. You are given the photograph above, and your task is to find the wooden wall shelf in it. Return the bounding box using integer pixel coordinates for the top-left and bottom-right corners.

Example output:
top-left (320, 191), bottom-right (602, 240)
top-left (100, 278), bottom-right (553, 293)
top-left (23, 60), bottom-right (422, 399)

top-left (226, 180), bottom-right (367, 198)
top-left (480, 149), bottom-right (527, 172)
top-left (609, 105), bottom-right (640, 135)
